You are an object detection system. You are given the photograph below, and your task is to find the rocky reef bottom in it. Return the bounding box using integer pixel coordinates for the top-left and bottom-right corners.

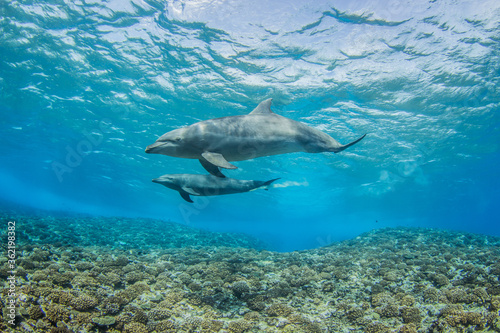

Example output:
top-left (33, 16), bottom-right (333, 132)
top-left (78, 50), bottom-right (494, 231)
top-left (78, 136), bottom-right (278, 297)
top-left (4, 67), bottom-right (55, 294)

top-left (1, 211), bottom-right (500, 333)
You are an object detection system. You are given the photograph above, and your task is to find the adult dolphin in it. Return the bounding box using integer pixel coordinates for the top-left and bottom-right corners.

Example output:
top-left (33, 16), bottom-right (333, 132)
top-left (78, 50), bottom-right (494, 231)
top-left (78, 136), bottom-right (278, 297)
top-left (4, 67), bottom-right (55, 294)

top-left (146, 99), bottom-right (366, 177)
top-left (152, 174), bottom-right (280, 203)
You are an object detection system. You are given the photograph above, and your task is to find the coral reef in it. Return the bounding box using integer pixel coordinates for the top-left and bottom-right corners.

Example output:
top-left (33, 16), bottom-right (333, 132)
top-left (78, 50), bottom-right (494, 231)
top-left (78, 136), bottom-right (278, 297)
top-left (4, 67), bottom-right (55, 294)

top-left (1, 211), bottom-right (500, 332)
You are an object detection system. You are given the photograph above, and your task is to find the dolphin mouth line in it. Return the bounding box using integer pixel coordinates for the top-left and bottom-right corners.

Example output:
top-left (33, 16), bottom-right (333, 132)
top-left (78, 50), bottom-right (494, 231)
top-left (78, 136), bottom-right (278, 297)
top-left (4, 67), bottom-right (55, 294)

top-left (145, 142), bottom-right (164, 153)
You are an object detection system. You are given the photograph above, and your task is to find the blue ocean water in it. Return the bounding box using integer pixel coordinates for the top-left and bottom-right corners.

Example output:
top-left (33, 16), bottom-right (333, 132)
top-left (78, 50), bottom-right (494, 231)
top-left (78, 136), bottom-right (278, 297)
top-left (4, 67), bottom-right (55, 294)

top-left (0, 0), bottom-right (499, 251)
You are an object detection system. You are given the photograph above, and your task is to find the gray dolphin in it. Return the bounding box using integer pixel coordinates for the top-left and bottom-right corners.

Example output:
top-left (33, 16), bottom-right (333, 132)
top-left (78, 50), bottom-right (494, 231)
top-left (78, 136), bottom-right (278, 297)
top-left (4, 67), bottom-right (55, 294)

top-left (146, 99), bottom-right (366, 177)
top-left (152, 174), bottom-right (280, 203)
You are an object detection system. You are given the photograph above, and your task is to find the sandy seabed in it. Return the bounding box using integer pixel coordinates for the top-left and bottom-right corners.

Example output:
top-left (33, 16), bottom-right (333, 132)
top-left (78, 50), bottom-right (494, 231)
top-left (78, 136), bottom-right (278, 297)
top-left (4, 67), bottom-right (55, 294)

top-left (1, 211), bottom-right (500, 333)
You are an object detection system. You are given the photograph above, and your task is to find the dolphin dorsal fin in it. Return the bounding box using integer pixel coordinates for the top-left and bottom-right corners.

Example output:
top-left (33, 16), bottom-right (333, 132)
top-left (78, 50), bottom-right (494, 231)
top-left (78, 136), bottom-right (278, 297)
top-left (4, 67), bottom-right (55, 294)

top-left (249, 98), bottom-right (274, 115)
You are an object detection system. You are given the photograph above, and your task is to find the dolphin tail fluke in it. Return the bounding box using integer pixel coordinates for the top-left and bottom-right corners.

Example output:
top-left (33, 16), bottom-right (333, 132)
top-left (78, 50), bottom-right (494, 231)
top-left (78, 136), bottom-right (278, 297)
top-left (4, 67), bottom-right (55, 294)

top-left (263, 178), bottom-right (281, 188)
top-left (334, 134), bottom-right (366, 153)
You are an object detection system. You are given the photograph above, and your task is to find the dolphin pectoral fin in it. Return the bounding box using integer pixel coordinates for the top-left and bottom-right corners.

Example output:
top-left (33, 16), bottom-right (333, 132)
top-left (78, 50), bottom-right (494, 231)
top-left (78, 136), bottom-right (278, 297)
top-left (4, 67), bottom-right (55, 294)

top-left (199, 158), bottom-right (226, 178)
top-left (334, 134), bottom-right (367, 153)
top-left (249, 98), bottom-right (274, 115)
top-left (179, 191), bottom-right (194, 203)
top-left (201, 152), bottom-right (237, 170)
top-left (182, 187), bottom-right (200, 196)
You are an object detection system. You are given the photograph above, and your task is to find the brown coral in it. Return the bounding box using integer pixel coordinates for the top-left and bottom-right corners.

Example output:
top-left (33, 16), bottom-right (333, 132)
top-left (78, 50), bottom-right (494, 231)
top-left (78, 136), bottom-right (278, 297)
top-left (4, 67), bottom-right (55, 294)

top-left (27, 305), bottom-right (44, 320)
top-left (346, 307), bottom-right (365, 320)
top-left (227, 319), bottom-right (253, 333)
top-left (431, 273), bottom-right (449, 287)
top-left (266, 303), bottom-right (293, 317)
top-left (71, 294), bottom-right (98, 311)
top-left (371, 292), bottom-right (395, 307)
top-left (147, 307), bottom-right (172, 321)
top-left (423, 287), bottom-right (439, 303)
top-left (400, 306), bottom-right (422, 324)
top-left (43, 304), bottom-right (70, 323)
top-left (153, 320), bottom-right (176, 332)
top-left (243, 311), bottom-right (260, 322)
top-left (123, 322), bottom-right (148, 333)
top-left (399, 323), bottom-right (418, 333)
top-left (375, 303), bottom-right (399, 318)
top-left (231, 280), bottom-right (251, 298)
top-left (365, 321), bottom-right (389, 333)
top-left (490, 296), bottom-right (500, 311)
top-left (6, 217), bottom-right (500, 333)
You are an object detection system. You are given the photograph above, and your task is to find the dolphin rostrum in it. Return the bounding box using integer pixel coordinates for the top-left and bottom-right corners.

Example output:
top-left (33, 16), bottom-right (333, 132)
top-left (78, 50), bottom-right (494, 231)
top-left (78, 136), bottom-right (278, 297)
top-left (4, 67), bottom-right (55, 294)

top-left (152, 174), bottom-right (280, 203)
top-left (146, 99), bottom-right (366, 177)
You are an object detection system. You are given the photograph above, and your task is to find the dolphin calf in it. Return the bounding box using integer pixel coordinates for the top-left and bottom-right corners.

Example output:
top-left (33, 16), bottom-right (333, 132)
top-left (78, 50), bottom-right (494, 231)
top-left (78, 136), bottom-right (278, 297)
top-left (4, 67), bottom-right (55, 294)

top-left (146, 99), bottom-right (366, 177)
top-left (152, 174), bottom-right (280, 203)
